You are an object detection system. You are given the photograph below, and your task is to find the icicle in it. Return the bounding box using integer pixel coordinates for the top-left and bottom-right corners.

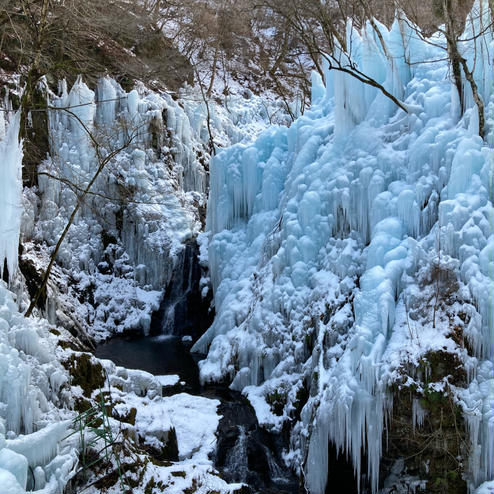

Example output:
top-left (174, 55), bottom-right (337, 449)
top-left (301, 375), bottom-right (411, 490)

top-left (6, 421), bottom-right (70, 468)
top-left (0, 111), bottom-right (23, 281)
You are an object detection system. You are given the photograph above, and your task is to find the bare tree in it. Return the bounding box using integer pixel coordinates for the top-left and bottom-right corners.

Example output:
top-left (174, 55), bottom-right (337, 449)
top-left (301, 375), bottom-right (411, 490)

top-left (394, 0), bottom-right (490, 138)
top-left (25, 107), bottom-right (138, 317)
top-left (2, 0), bottom-right (140, 186)
top-left (257, 0), bottom-right (409, 112)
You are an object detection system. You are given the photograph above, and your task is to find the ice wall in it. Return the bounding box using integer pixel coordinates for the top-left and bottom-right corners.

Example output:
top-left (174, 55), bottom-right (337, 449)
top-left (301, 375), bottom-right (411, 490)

top-left (24, 74), bottom-right (287, 339)
top-left (0, 112), bottom-right (23, 281)
top-left (0, 282), bottom-right (78, 493)
top-left (197, 6), bottom-right (494, 493)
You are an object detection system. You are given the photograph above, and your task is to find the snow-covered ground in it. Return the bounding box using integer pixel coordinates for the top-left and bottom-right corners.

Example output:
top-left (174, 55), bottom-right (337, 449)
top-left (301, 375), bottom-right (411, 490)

top-left (194, 5), bottom-right (494, 493)
top-left (82, 358), bottom-right (245, 494)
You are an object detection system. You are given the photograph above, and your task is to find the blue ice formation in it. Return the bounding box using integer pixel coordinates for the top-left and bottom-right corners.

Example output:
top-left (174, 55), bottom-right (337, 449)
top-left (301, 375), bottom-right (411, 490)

top-left (194, 5), bottom-right (494, 493)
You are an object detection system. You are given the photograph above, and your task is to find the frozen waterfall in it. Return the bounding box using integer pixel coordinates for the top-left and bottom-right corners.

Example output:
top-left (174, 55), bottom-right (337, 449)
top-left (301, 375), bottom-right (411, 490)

top-left (195, 5), bottom-right (494, 493)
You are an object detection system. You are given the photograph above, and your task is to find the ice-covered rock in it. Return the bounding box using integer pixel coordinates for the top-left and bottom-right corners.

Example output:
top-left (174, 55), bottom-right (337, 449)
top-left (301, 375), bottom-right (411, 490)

top-left (196, 6), bottom-right (494, 493)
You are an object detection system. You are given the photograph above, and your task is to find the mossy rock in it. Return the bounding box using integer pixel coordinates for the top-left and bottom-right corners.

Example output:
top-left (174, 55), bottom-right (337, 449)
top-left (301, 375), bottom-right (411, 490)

top-left (92, 468), bottom-right (123, 490)
top-left (420, 350), bottom-right (467, 386)
top-left (382, 387), bottom-right (467, 494)
top-left (148, 456), bottom-right (173, 468)
top-left (381, 344), bottom-right (469, 494)
top-left (74, 397), bottom-right (93, 414)
top-left (159, 427), bottom-right (179, 462)
top-left (139, 427), bottom-right (179, 463)
top-left (266, 388), bottom-right (287, 416)
top-left (63, 352), bottom-right (106, 397)
top-left (292, 381), bottom-right (309, 420)
top-left (58, 338), bottom-right (83, 351)
top-left (183, 478), bottom-right (199, 494)
top-left (144, 477), bottom-right (166, 494)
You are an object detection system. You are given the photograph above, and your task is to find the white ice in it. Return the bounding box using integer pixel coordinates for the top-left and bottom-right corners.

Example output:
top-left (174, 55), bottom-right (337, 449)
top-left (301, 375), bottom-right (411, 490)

top-left (0, 111), bottom-right (23, 281)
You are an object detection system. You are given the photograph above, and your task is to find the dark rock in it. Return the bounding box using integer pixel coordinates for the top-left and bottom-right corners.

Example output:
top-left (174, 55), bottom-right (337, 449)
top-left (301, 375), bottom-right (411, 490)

top-left (150, 240), bottom-right (214, 341)
top-left (19, 253), bottom-right (47, 311)
top-left (209, 387), bottom-right (299, 493)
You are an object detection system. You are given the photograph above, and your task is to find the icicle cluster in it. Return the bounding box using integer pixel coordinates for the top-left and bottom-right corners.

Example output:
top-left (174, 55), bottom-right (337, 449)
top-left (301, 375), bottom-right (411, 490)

top-left (197, 4), bottom-right (493, 493)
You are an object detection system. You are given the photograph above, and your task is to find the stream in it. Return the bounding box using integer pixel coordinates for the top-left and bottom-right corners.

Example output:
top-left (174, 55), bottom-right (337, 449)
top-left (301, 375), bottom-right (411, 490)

top-left (95, 335), bottom-right (299, 494)
top-left (94, 239), bottom-right (299, 493)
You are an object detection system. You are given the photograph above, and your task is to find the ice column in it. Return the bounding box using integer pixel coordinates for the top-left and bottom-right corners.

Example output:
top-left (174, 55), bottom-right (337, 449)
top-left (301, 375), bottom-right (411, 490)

top-left (0, 112), bottom-right (23, 281)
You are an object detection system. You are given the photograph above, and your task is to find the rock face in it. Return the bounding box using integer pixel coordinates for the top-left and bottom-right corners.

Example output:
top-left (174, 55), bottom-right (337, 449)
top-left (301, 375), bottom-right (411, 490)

top-left (206, 387), bottom-right (299, 493)
top-left (150, 240), bottom-right (214, 340)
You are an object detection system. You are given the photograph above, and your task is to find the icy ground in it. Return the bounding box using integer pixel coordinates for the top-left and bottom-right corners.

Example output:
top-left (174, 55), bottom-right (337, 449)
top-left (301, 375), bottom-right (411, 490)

top-left (194, 6), bottom-right (494, 494)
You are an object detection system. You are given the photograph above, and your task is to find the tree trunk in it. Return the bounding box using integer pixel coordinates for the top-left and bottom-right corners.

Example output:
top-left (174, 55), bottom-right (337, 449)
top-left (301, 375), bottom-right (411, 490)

top-left (19, 0), bottom-right (51, 187)
top-left (443, 0), bottom-right (485, 138)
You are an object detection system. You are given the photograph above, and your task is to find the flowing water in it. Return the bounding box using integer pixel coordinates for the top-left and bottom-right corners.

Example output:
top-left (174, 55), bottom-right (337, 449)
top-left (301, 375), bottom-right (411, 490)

top-left (95, 240), bottom-right (299, 493)
top-left (95, 333), bottom-right (299, 493)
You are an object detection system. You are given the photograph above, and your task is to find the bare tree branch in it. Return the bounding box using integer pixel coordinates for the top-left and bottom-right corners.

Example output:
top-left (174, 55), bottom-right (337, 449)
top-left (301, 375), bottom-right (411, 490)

top-left (25, 108), bottom-right (137, 317)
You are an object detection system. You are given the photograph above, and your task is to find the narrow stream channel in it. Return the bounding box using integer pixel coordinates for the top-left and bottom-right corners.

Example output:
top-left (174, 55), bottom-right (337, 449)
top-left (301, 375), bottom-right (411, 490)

top-left (95, 335), bottom-right (299, 493)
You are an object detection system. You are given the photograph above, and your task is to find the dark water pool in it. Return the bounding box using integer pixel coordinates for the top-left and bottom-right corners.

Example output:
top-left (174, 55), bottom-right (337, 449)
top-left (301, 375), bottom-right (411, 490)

top-left (94, 334), bottom-right (202, 392)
